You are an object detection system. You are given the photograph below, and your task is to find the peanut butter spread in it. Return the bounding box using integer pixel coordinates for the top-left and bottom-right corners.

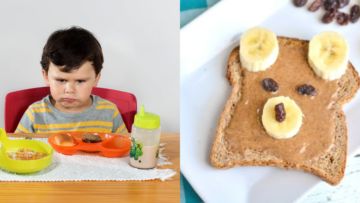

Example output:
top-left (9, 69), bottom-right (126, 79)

top-left (224, 38), bottom-right (339, 163)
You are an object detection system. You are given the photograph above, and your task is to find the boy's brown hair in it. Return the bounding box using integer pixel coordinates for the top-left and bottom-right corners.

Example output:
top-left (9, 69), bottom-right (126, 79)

top-left (40, 26), bottom-right (104, 75)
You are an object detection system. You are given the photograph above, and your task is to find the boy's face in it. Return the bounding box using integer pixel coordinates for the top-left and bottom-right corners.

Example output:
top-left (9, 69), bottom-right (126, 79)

top-left (43, 61), bottom-right (100, 113)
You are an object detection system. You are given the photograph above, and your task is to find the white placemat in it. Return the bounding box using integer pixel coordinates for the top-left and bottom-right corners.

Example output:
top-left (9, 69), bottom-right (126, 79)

top-left (0, 139), bottom-right (176, 181)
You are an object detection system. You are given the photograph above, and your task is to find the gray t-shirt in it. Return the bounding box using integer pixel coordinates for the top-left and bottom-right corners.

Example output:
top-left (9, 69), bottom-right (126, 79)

top-left (15, 95), bottom-right (126, 134)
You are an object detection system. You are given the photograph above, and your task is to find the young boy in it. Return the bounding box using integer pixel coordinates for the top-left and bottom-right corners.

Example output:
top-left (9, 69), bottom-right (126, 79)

top-left (15, 26), bottom-right (126, 134)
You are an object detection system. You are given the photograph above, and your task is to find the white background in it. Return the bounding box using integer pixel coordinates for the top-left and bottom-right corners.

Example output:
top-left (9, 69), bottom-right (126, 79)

top-left (0, 0), bottom-right (179, 132)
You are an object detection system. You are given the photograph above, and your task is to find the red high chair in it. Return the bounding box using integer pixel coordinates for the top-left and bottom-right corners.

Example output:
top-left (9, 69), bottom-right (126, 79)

top-left (5, 87), bottom-right (137, 133)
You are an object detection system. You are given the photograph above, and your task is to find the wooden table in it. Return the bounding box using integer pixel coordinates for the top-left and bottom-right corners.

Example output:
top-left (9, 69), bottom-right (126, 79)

top-left (0, 133), bottom-right (179, 203)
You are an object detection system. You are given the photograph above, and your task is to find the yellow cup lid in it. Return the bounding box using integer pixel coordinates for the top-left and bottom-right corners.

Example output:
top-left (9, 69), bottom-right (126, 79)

top-left (134, 105), bottom-right (160, 130)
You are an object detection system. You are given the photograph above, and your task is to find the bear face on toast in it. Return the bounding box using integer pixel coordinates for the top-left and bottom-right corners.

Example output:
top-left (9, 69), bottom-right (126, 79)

top-left (210, 28), bottom-right (360, 185)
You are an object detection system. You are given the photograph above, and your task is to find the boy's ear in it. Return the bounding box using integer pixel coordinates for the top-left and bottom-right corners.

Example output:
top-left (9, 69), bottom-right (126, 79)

top-left (94, 73), bottom-right (101, 87)
top-left (42, 70), bottom-right (50, 86)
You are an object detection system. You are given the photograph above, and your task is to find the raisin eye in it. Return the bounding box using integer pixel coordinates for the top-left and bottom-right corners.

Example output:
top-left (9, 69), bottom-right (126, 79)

top-left (296, 84), bottom-right (317, 96)
top-left (262, 78), bottom-right (279, 92)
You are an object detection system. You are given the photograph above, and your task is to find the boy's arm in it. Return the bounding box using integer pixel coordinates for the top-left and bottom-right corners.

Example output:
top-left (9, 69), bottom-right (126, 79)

top-left (112, 108), bottom-right (127, 134)
top-left (15, 108), bottom-right (35, 133)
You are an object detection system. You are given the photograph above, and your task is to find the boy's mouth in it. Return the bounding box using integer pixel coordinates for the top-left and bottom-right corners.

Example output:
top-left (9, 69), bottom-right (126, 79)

top-left (61, 98), bottom-right (77, 103)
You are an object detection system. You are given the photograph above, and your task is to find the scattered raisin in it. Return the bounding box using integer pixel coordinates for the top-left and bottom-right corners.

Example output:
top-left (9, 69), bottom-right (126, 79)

top-left (275, 103), bottom-right (286, 122)
top-left (294, 0), bottom-right (308, 7)
top-left (336, 12), bottom-right (350, 25)
top-left (350, 5), bottom-right (360, 23)
top-left (297, 84), bottom-right (317, 96)
top-left (308, 0), bottom-right (323, 12)
top-left (324, 0), bottom-right (339, 11)
top-left (322, 8), bottom-right (337, 23)
top-left (294, 0), bottom-right (359, 26)
top-left (262, 78), bottom-right (279, 92)
top-left (337, 0), bottom-right (349, 9)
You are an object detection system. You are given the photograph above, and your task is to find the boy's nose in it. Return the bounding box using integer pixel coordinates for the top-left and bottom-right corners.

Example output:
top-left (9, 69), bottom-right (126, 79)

top-left (64, 83), bottom-right (75, 93)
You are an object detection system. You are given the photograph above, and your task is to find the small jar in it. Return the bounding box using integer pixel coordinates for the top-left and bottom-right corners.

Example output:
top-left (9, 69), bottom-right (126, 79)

top-left (129, 105), bottom-right (161, 169)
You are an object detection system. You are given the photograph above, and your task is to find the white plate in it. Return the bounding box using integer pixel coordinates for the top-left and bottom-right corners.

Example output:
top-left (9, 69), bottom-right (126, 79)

top-left (180, 0), bottom-right (360, 202)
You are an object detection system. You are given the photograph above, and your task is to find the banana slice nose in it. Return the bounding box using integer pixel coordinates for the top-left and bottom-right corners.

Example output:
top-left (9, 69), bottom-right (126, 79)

top-left (261, 96), bottom-right (303, 139)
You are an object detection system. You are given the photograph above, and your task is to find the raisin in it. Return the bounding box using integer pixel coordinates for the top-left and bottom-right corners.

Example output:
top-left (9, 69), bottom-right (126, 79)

top-left (350, 5), bottom-right (360, 23)
top-left (308, 0), bottom-right (323, 12)
top-left (336, 12), bottom-right (350, 25)
top-left (293, 0), bottom-right (308, 7)
top-left (275, 103), bottom-right (286, 122)
top-left (323, 0), bottom-right (339, 11)
top-left (322, 8), bottom-right (337, 23)
top-left (262, 78), bottom-right (279, 92)
top-left (297, 84), bottom-right (317, 96)
top-left (337, 0), bottom-right (349, 9)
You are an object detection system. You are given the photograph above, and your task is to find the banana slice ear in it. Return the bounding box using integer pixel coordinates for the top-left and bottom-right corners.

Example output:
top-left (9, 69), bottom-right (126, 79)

top-left (308, 32), bottom-right (349, 81)
top-left (239, 27), bottom-right (279, 72)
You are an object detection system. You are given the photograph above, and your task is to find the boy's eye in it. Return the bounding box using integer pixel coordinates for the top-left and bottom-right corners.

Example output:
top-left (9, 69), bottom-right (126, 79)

top-left (57, 79), bottom-right (66, 83)
top-left (77, 80), bottom-right (86, 83)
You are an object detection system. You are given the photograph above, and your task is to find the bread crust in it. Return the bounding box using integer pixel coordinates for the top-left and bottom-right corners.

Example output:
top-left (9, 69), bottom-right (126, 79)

top-left (210, 37), bottom-right (360, 185)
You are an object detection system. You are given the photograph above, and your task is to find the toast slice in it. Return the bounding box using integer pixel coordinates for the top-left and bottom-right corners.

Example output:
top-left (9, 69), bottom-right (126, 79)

top-left (210, 37), bottom-right (360, 185)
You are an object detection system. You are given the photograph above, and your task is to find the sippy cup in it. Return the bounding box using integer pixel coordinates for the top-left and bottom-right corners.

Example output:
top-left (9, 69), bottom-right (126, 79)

top-left (129, 105), bottom-right (161, 169)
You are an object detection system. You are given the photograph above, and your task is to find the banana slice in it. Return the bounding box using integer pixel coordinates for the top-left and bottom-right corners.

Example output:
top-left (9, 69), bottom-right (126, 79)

top-left (308, 31), bottom-right (349, 80)
top-left (262, 96), bottom-right (303, 139)
top-left (240, 27), bottom-right (279, 72)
